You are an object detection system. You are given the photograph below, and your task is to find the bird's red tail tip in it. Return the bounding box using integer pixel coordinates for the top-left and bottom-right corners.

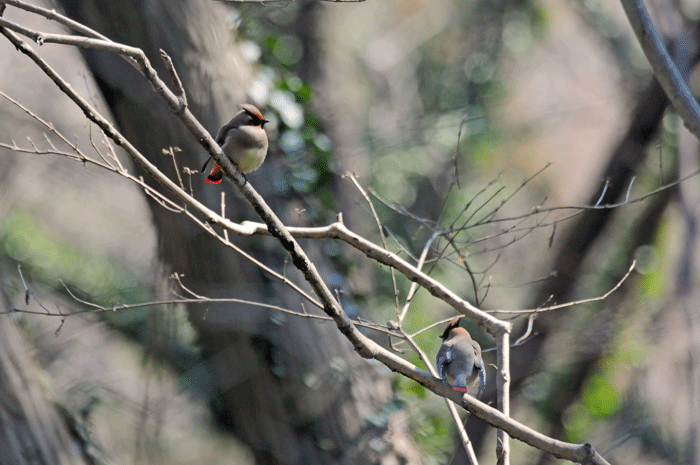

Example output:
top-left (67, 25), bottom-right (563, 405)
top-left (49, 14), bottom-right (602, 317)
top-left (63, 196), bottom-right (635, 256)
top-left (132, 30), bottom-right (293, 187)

top-left (206, 164), bottom-right (223, 184)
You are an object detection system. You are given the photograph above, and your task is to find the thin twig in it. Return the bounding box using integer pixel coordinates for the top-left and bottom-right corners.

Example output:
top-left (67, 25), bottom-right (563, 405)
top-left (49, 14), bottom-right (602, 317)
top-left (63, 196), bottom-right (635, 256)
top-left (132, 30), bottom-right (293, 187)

top-left (488, 260), bottom-right (636, 315)
top-left (398, 230), bottom-right (442, 322)
top-left (17, 265), bottom-right (51, 314)
top-left (346, 172), bottom-right (402, 317)
top-left (159, 49), bottom-right (187, 113)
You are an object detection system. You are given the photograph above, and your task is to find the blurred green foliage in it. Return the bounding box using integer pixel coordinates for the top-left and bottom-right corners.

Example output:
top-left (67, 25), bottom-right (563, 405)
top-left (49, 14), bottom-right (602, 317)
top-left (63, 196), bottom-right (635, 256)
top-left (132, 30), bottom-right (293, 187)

top-left (0, 209), bottom-right (143, 307)
top-left (0, 209), bottom-right (198, 361)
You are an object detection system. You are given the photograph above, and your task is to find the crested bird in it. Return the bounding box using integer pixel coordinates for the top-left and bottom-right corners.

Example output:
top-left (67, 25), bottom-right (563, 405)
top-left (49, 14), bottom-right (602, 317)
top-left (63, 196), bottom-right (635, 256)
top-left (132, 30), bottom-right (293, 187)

top-left (202, 104), bottom-right (269, 184)
top-left (436, 317), bottom-right (486, 395)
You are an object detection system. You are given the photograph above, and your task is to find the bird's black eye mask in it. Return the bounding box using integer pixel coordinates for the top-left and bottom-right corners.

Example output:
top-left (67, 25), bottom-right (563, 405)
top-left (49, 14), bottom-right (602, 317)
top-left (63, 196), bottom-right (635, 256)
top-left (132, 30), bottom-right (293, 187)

top-left (243, 107), bottom-right (269, 127)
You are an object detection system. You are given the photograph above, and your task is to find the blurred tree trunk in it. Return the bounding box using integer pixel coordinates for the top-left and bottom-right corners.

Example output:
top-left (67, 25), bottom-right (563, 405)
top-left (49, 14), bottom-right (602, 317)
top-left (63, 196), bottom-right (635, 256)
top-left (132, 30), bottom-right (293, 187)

top-left (449, 26), bottom-right (700, 463)
top-left (52, 1), bottom-right (420, 464)
top-left (0, 290), bottom-right (89, 465)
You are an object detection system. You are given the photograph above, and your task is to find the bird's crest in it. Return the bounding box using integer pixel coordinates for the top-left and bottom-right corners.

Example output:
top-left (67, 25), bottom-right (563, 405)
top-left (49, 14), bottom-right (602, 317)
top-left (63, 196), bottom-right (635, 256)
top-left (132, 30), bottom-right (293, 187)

top-left (440, 317), bottom-right (463, 339)
top-left (241, 104), bottom-right (265, 123)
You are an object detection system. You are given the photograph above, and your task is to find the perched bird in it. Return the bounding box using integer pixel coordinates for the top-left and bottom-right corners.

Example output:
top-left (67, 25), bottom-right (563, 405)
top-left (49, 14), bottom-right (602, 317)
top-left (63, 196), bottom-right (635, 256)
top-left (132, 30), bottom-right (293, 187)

top-left (202, 104), bottom-right (269, 184)
top-left (436, 317), bottom-right (486, 395)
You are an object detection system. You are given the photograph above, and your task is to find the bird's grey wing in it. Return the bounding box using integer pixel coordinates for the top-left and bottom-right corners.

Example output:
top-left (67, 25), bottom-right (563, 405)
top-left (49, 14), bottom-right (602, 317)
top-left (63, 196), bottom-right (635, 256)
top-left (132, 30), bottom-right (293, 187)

top-left (436, 346), bottom-right (451, 380)
top-left (215, 122), bottom-right (237, 146)
top-left (468, 340), bottom-right (486, 394)
top-left (471, 339), bottom-right (482, 359)
top-left (477, 358), bottom-right (486, 394)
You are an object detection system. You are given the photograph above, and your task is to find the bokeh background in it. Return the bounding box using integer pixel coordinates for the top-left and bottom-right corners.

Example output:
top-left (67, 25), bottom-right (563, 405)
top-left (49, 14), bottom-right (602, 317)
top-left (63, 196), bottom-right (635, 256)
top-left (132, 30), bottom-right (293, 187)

top-left (1, 0), bottom-right (700, 464)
